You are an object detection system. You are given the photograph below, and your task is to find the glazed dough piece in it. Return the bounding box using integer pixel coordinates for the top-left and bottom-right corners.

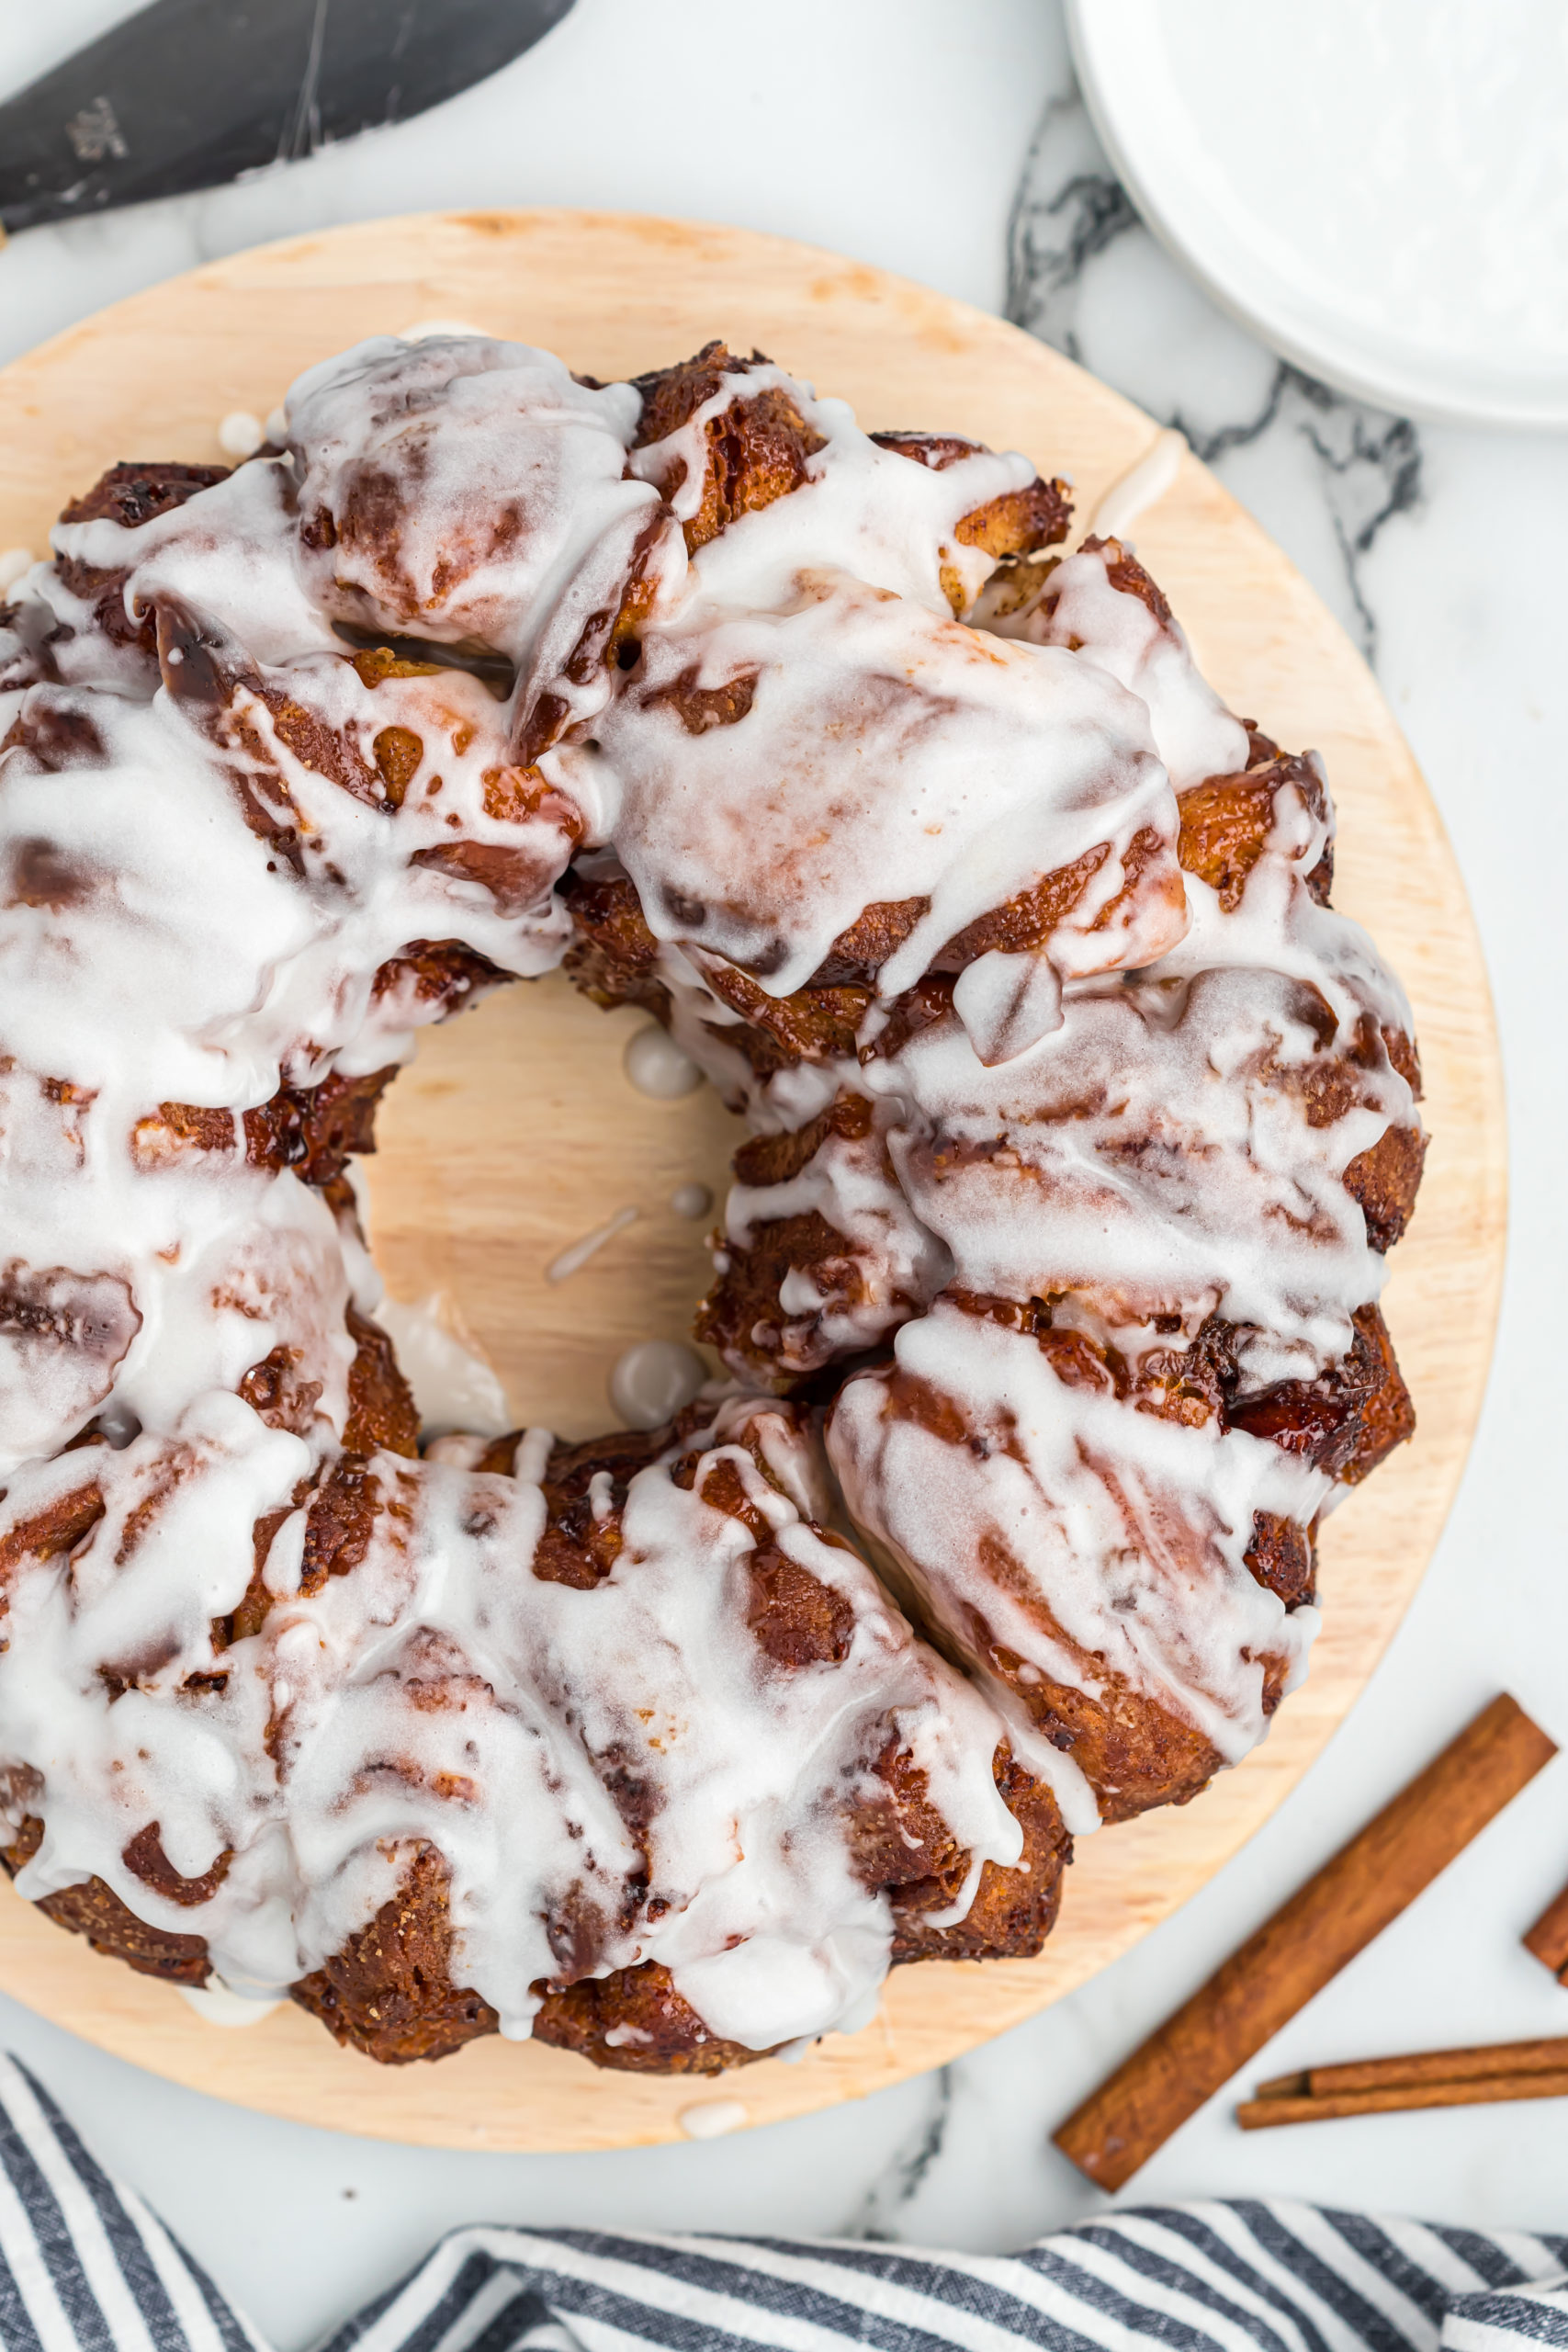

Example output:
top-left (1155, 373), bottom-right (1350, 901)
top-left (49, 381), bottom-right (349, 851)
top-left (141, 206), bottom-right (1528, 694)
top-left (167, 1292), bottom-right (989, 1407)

top-left (0, 335), bottom-right (678, 1489)
top-left (565, 577), bottom-right (1186, 1005)
top-left (554, 343), bottom-right (1187, 1063)
top-left (828, 1295), bottom-right (1324, 1829)
top-left (623, 340), bottom-right (1069, 615)
top-left (42, 335), bottom-right (682, 759)
top-left (828, 724), bottom-right (1423, 1828)
top-left (0, 331), bottom-right (1425, 2064)
top-left (696, 1091), bottom-right (951, 1383)
top-left (0, 1397), bottom-right (1066, 2068)
top-left (0, 632), bottom-right (579, 1484)
top-left (980, 534), bottom-right (1252, 791)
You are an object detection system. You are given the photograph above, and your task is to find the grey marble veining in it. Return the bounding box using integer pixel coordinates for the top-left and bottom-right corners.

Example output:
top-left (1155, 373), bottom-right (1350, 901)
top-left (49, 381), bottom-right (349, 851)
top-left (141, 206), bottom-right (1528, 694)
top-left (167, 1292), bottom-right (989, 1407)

top-left (1007, 76), bottom-right (1423, 663)
top-left (840, 2069), bottom-right (953, 2242)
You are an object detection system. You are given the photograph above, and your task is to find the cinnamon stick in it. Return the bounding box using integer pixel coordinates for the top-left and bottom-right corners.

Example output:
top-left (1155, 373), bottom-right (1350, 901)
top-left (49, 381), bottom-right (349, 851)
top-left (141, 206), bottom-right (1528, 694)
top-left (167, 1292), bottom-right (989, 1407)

top-left (1053, 1695), bottom-right (1557, 2190)
top-left (1523, 1881), bottom-right (1568, 1981)
top-left (1238, 2070), bottom-right (1568, 2130)
top-left (1256, 2034), bottom-right (1568, 2099)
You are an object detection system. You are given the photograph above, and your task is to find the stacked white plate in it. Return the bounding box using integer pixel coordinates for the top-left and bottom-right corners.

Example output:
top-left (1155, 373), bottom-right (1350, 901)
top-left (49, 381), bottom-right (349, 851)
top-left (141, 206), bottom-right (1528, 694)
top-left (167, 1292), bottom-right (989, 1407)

top-left (1066, 0), bottom-right (1568, 427)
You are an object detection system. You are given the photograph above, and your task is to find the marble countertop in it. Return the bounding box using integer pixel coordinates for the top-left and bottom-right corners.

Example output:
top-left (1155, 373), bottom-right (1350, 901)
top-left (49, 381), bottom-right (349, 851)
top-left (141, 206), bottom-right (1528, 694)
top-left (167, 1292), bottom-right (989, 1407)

top-left (2, 6), bottom-right (1565, 2346)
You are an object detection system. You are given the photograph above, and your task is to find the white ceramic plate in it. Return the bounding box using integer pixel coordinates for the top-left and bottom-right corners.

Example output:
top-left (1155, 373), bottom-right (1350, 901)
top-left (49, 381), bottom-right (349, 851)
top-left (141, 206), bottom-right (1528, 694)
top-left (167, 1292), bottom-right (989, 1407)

top-left (1066, 0), bottom-right (1568, 428)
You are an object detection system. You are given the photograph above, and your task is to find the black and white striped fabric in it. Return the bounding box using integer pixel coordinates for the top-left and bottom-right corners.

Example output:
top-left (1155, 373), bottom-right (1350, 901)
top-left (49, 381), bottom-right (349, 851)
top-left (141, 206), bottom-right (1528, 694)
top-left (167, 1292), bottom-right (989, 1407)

top-left (0, 2052), bottom-right (1563, 2352)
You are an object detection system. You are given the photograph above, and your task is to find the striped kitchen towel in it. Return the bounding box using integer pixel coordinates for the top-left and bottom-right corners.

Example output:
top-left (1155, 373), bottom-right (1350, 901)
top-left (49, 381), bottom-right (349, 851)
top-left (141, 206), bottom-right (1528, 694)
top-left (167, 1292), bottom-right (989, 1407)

top-left (0, 2051), bottom-right (1563, 2352)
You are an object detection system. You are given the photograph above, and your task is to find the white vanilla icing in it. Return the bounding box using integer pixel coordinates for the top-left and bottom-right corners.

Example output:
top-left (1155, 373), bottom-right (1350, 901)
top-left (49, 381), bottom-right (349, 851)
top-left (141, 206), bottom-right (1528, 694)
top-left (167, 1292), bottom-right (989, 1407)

top-left (608, 1340), bottom-right (708, 1430)
top-left (563, 578), bottom-right (1187, 1000)
top-left (624, 1024), bottom-right (704, 1099)
top-left (178, 1977), bottom-right (285, 2027)
top-left (624, 355), bottom-right (1034, 620)
top-left (0, 1401), bottom-right (1020, 2047)
top-left (216, 413), bottom-right (265, 460)
top-left (0, 327), bottom-right (1418, 2060)
top-left (723, 1105), bottom-right (951, 1374)
top-left (830, 1302), bottom-right (1325, 1778)
top-left (992, 537), bottom-right (1250, 790)
top-left (373, 1295), bottom-right (512, 1438)
top-left (1087, 428), bottom-right (1186, 542)
top-left (678, 2098), bottom-right (750, 2139)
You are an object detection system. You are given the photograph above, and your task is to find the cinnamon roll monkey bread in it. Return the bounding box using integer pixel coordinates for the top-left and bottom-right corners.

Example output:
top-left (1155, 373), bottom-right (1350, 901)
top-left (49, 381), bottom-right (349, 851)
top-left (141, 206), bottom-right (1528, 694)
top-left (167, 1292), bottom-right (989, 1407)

top-left (0, 332), bottom-right (1421, 2071)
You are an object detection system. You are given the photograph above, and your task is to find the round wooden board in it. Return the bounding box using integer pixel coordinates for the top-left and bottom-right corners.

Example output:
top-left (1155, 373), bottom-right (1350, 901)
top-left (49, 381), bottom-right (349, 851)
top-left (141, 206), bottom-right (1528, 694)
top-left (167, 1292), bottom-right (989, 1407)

top-left (0, 211), bottom-right (1505, 2153)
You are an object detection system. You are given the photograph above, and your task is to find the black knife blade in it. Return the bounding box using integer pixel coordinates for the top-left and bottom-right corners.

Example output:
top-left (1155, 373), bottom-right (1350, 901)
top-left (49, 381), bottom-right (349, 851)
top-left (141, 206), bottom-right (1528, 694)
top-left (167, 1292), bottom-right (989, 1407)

top-left (0, 0), bottom-right (577, 236)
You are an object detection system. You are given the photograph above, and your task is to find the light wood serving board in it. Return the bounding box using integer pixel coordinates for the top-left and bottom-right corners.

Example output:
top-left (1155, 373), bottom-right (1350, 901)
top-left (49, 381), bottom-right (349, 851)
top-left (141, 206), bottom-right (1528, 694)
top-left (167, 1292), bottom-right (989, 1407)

top-left (0, 211), bottom-right (1505, 2152)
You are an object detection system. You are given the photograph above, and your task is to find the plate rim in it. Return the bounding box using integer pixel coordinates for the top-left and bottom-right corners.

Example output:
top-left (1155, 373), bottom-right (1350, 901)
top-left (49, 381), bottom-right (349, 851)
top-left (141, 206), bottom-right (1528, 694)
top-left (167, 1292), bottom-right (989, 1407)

top-left (1065, 0), bottom-right (1568, 431)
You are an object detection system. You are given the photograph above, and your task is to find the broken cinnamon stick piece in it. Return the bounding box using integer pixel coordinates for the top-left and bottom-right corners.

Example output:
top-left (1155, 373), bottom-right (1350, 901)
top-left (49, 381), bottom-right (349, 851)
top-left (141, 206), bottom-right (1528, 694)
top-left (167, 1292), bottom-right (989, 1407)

top-left (1523, 1880), bottom-right (1568, 1982)
top-left (1053, 1694), bottom-right (1557, 2191)
top-left (1255, 2034), bottom-right (1568, 2099)
top-left (1238, 2069), bottom-right (1568, 2130)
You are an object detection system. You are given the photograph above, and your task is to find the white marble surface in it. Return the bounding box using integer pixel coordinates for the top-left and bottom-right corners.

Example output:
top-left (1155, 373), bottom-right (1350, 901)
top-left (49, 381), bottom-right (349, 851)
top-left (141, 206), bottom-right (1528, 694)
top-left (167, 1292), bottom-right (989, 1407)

top-left (2, 6), bottom-right (1567, 2347)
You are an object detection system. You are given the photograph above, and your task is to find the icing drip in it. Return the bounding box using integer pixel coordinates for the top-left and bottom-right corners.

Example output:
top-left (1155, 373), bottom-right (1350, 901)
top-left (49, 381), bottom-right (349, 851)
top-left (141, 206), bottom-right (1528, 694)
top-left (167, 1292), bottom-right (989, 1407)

top-left (546, 1205), bottom-right (640, 1283)
top-left (624, 1025), bottom-right (704, 1099)
top-left (178, 1978), bottom-right (285, 2027)
top-left (987, 536), bottom-right (1250, 790)
top-left (0, 1400), bottom-right (1021, 2048)
top-left (373, 1295), bottom-right (512, 1437)
top-left (678, 2098), bottom-right (750, 2139)
top-left (609, 1340), bottom-right (708, 1429)
top-left (1087, 428), bottom-right (1186, 541)
top-left (0, 324), bottom-right (1419, 2064)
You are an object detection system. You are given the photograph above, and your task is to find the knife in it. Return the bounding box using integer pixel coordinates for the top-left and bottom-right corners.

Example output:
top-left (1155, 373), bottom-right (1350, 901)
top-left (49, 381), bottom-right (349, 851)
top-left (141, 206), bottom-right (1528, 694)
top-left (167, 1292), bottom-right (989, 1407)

top-left (0, 0), bottom-right (577, 239)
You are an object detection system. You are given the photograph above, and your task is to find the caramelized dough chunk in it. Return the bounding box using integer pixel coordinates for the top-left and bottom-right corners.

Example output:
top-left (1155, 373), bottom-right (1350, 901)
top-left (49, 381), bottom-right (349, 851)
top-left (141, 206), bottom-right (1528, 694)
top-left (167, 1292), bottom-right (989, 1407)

top-left (630, 343), bottom-right (827, 554)
top-left (532, 1962), bottom-right (768, 2075)
top-left (370, 937), bottom-right (510, 1021)
top-left (1227, 1302), bottom-right (1401, 1477)
top-left (238, 1343), bottom-right (324, 1439)
top-left (1245, 1511), bottom-right (1317, 1609)
top-left (630, 343), bottom-right (769, 445)
top-left (1336, 1303), bottom-right (1416, 1484)
top-left (1178, 752), bottom-right (1335, 910)
top-left (56, 462), bottom-right (232, 657)
top-left (869, 431), bottom-right (1072, 564)
top-left (298, 1455), bottom-right (381, 1595)
top-left (560, 868), bottom-right (675, 1026)
top-left (241, 1065), bottom-right (400, 1185)
top-left (969, 1601), bottom-right (1234, 1824)
top-left (290, 1845), bottom-right (499, 2063)
top-left (807, 897), bottom-right (928, 989)
top-left (0, 1480), bottom-right (105, 1588)
top-left (848, 1734), bottom-right (1070, 1963)
top-left (746, 1543), bottom-right (854, 1668)
top-left (1344, 1119), bottom-right (1427, 1253)
top-left (59, 460), bottom-right (232, 533)
top-left (693, 954), bottom-right (870, 1069)
top-left (694, 1209), bottom-right (874, 1388)
top-left (699, 1100), bottom-right (891, 1385)
top-left (343, 1306), bottom-right (420, 1456)
top-left (730, 1091), bottom-right (875, 1189)
top-left (562, 867), bottom-right (869, 1078)
top-left (2, 1816), bottom-right (211, 1986)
